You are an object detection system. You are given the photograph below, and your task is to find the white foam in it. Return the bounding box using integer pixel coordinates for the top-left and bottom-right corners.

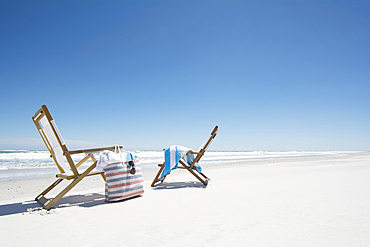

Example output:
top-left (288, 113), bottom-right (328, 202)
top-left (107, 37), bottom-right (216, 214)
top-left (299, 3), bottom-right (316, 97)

top-left (0, 150), bottom-right (359, 181)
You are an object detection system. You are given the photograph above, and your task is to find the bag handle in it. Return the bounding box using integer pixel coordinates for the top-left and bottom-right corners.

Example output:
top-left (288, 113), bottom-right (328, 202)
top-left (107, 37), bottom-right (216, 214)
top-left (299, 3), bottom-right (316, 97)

top-left (114, 145), bottom-right (136, 175)
top-left (114, 145), bottom-right (125, 162)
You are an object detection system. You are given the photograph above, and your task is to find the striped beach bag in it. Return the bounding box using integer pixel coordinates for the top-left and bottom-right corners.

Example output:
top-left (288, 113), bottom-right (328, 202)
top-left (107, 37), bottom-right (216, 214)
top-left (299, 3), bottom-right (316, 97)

top-left (104, 152), bottom-right (144, 202)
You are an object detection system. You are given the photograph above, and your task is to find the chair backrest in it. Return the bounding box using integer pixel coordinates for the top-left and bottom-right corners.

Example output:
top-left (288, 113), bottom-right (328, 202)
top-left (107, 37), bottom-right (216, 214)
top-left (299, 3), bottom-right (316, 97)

top-left (32, 105), bottom-right (74, 175)
top-left (193, 126), bottom-right (218, 164)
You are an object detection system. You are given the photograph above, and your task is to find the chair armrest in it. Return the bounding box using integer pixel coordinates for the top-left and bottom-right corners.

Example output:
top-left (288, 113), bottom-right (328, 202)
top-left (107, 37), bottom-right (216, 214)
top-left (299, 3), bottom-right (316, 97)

top-left (67, 146), bottom-right (123, 155)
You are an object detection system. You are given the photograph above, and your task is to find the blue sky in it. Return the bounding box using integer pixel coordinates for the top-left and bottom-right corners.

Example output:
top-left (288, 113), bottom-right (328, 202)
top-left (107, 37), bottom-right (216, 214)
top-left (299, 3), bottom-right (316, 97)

top-left (0, 0), bottom-right (369, 151)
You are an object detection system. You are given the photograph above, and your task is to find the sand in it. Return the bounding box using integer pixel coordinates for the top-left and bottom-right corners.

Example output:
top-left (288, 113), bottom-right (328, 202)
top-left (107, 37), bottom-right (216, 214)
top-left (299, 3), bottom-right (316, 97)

top-left (0, 152), bottom-right (369, 246)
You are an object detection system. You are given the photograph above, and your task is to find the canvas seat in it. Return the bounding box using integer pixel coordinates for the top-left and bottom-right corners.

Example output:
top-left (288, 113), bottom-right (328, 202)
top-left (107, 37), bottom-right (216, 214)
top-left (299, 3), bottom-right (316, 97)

top-left (151, 126), bottom-right (218, 187)
top-left (32, 105), bottom-right (122, 210)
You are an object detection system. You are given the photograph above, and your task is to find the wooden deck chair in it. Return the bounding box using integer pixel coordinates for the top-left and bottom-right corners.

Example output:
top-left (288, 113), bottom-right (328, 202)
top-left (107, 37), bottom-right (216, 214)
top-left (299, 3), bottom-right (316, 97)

top-left (151, 126), bottom-right (218, 187)
top-left (32, 105), bottom-right (122, 210)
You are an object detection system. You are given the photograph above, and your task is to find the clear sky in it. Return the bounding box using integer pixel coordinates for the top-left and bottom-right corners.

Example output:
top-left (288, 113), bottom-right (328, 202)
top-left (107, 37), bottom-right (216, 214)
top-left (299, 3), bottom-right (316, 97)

top-left (0, 0), bottom-right (369, 151)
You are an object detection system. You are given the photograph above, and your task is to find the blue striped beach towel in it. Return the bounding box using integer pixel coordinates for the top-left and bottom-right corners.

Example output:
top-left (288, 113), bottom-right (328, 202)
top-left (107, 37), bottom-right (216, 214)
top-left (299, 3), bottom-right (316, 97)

top-left (160, 145), bottom-right (202, 179)
top-left (104, 161), bottom-right (144, 202)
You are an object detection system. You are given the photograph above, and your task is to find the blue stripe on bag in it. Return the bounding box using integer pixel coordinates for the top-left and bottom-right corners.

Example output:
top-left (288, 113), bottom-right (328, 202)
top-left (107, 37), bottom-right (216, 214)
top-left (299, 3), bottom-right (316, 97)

top-left (106, 173), bottom-right (143, 183)
top-left (104, 162), bottom-right (144, 202)
top-left (107, 184), bottom-right (143, 194)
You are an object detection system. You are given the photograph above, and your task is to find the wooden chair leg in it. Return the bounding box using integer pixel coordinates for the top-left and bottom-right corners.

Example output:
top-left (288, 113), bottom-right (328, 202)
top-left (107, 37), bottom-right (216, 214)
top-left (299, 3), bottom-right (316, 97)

top-left (199, 172), bottom-right (210, 180)
top-left (100, 173), bottom-right (106, 182)
top-left (187, 167), bottom-right (208, 186)
top-left (160, 175), bottom-right (167, 182)
top-left (38, 163), bottom-right (98, 210)
top-left (151, 163), bottom-right (165, 187)
top-left (179, 160), bottom-right (209, 186)
top-left (35, 178), bottom-right (63, 202)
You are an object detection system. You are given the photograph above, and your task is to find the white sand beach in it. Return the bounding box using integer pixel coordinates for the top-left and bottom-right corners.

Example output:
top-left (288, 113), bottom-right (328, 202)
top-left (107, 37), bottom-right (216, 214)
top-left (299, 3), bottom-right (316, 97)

top-left (0, 152), bottom-right (369, 246)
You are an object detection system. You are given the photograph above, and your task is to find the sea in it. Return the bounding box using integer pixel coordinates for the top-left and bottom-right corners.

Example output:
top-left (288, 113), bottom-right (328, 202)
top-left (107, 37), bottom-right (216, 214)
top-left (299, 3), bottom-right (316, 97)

top-left (0, 150), bottom-right (358, 181)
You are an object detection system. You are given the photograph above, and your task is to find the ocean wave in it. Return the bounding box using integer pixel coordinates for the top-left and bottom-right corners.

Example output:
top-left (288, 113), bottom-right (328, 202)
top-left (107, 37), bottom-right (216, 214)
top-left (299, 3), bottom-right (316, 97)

top-left (0, 150), bottom-right (359, 180)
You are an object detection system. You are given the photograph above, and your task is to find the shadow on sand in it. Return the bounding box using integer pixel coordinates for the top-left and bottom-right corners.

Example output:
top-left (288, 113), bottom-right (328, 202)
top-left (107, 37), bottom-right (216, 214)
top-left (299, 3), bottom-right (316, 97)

top-left (152, 181), bottom-right (207, 190)
top-left (0, 193), bottom-right (141, 216)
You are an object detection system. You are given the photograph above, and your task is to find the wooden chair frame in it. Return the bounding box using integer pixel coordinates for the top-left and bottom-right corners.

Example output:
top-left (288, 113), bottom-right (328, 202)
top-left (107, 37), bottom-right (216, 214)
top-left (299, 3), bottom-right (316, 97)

top-left (151, 126), bottom-right (218, 187)
top-left (32, 105), bottom-right (122, 210)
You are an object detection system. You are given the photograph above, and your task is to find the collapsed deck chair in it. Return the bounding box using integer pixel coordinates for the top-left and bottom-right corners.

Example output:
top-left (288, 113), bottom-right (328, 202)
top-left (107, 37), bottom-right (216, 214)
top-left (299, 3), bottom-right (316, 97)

top-left (151, 126), bottom-right (218, 187)
top-left (32, 105), bottom-right (122, 210)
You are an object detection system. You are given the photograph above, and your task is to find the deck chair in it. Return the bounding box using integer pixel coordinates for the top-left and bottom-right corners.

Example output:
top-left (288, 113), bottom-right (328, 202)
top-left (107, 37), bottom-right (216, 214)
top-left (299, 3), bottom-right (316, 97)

top-left (32, 105), bottom-right (122, 210)
top-left (151, 126), bottom-right (218, 187)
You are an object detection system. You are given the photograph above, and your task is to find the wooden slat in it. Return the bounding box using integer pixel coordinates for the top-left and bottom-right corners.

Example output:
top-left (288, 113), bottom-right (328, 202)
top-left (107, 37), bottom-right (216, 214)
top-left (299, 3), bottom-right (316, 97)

top-left (65, 152), bottom-right (79, 177)
top-left (67, 146), bottom-right (123, 155)
top-left (151, 163), bottom-right (165, 187)
top-left (56, 174), bottom-right (75, 180)
top-left (32, 107), bottom-right (44, 122)
top-left (178, 166), bottom-right (197, 170)
top-left (75, 154), bottom-right (91, 169)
